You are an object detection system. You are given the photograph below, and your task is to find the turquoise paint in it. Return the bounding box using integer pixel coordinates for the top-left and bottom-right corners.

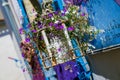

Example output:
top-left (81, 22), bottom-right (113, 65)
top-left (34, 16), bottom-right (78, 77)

top-left (53, 0), bottom-right (64, 10)
top-left (17, 0), bottom-right (29, 30)
top-left (71, 39), bottom-right (92, 79)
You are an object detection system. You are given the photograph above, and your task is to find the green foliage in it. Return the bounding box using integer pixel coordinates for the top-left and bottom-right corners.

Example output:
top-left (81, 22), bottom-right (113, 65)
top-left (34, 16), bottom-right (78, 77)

top-left (21, 1), bottom-right (99, 53)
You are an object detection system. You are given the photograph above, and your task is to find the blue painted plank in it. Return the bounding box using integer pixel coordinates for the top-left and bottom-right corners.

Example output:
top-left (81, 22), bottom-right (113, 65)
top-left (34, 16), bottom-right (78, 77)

top-left (87, 0), bottom-right (120, 49)
top-left (53, 0), bottom-right (64, 10)
top-left (71, 39), bottom-right (91, 79)
top-left (17, 0), bottom-right (29, 30)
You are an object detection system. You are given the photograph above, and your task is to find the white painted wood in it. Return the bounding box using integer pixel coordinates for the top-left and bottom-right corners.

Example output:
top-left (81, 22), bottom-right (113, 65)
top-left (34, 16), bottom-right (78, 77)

top-left (63, 23), bottom-right (73, 49)
top-left (41, 30), bottom-right (52, 57)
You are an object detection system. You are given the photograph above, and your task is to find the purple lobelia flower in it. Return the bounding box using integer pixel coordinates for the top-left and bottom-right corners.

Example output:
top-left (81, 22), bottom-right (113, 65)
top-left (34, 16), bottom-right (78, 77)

top-left (38, 25), bottom-right (43, 28)
top-left (59, 24), bottom-right (64, 30)
top-left (54, 23), bottom-right (59, 27)
top-left (61, 13), bottom-right (65, 16)
top-left (49, 22), bottom-right (54, 27)
top-left (27, 23), bottom-right (31, 28)
top-left (54, 11), bottom-right (59, 15)
top-left (54, 21), bottom-right (64, 30)
top-left (19, 28), bottom-right (23, 34)
top-left (58, 48), bottom-right (61, 52)
top-left (67, 26), bottom-right (75, 31)
top-left (63, 7), bottom-right (67, 13)
top-left (37, 21), bottom-right (41, 26)
top-left (37, 21), bottom-right (43, 28)
top-left (25, 38), bottom-right (30, 42)
top-left (55, 26), bottom-right (59, 30)
top-left (61, 7), bottom-right (67, 16)
top-left (32, 30), bottom-right (37, 33)
top-left (22, 53), bottom-right (25, 57)
top-left (81, 12), bottom-right (85, 16)
top-left (54, 23), bottom-right (60, 30)
top-left (48, 13), bottom-right (53, 18)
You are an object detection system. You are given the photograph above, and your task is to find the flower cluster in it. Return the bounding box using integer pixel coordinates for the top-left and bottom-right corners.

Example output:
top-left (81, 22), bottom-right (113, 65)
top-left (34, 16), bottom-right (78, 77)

top-left (20, 1), bottom-right (98, 53)
top-left (20, 41), bottom-right (45, 80)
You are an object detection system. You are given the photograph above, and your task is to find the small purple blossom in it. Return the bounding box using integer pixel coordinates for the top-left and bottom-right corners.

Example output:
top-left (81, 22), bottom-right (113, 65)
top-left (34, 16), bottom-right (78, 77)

top-left (27, 23), bottom-right (31, 28)
top-left (38, 25), bottom-right (43, 28)
top-left (61, 13), bottom-right (65, 16)
top-left (67, 26), bottom-right (75, 31)
top-left (58, 48), bottom-right (61, 52)
top-left (48, 13), bottom-right (53, 18)
top-left (25, 38), bottom-right (30, 42)
top-left (61, 8), bottom-right (67, 16)
top-left (37, 21), bottom-right (41, 26)
top-left (81, 12), bottom-right (85, 16)
top-left (22, 53), bottom-right (25, 57)
top-left (55, 26), bottom-right (59, 30)
top-left (32, 30), bottom-right (37, 33)
top-left (63, 7), bottom-right (67, 13)
top-left (49, 22), bottom-right (54, 27)
top-left (54, 11), bottom-right (59, 15)
top-left (54, 23), bottom-right (59, 30)
top-left (55, 24), bottom-right (64, 30)
top-left (54, 22), bottom-right (64, 30)
top-left (37, 21), bottom-right (43, 28)
top-left (54, 23), bottom-right (58, 27)
top-left (23, 68), bottom-right (26, 72)
top-left (59, 25), bottom-right (64, 30)
top-left (19, 28), bottom-right (23, 34)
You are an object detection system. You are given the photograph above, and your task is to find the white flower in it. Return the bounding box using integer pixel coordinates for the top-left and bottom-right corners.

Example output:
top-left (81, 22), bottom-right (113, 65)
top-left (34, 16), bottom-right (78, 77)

top-left (66, 11), bottom-right (69, 14)
top-left (61, 10), bottom-right (64, 13)
top-left (51, 17), bottom-right (54, 20)
top-left (72, 10), bottom-right (76, 14)
top-left (55, 21), bottom-right (59, 23)
top-left (65, 1), bottom-right (71, 4)
top-left (88, 43), bottom-right (96, 49)
top-left (89, 26), bottom-right (97, 32)
top-left (99, 29), bottom-right (105, 33)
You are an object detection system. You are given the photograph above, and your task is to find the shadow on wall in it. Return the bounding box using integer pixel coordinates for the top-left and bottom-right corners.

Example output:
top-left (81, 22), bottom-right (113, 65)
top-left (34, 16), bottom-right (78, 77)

top-left (88, 48), bottom-right (120, 80)
top-left (0, 9), bottom-right (10, 37)
top-left (0, 24), bottom-right (10, 37)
